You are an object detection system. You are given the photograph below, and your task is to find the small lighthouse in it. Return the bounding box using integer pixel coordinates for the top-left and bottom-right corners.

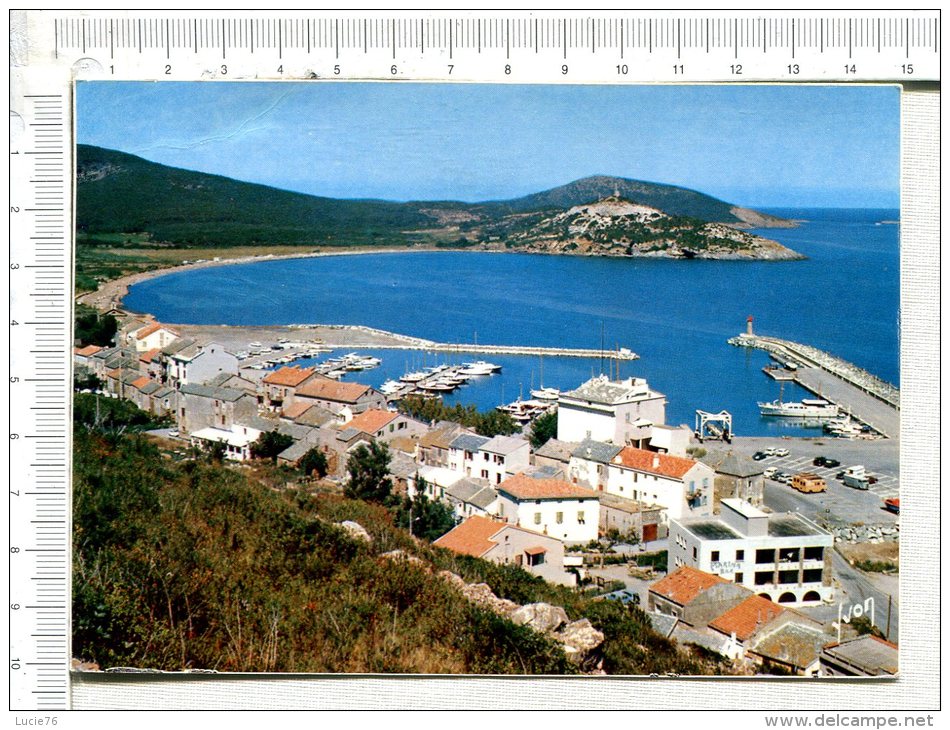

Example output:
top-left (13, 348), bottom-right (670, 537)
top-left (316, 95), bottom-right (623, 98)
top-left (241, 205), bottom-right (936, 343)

top-left (746, 316), bottom-right (754, 336)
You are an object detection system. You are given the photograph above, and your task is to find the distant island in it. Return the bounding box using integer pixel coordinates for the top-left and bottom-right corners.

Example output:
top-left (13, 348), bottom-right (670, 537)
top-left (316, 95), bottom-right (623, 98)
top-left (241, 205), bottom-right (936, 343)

top-left (75, 145), bottom-right (804, 292)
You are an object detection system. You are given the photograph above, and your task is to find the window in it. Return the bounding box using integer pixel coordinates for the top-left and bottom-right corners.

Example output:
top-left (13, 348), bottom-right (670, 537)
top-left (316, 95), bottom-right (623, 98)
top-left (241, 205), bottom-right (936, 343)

top-left (534, 512), bottom-right (542, 525)
top-left (556, 512), bottom-right (564, 524)
top-left (778, 570), bottom-right (799, 585)
top-left (735, 572), bottom-right (744, 584)
top-left (802, 568), bottom-right (824, 584)
top-left (804, 546), bottom-right (824, 561)
top-left (755, 548), bottom-right (775, 564)
top-left (736, 550), bottom-right (745, 561)
top-left (526, 551), bottom-right (545, 567)
top-left (480, 469), bottom-right (488, 479)
top-left (711, 551), bottom-right (720, 562)
top-left (754, 571), bottom-right (773, 586)
top-left (779, 547), bottom-right (800, 563)
top-left (577, 511), bottom-right (585, 524)
top-left (692, 546), bottom-right (697, 559)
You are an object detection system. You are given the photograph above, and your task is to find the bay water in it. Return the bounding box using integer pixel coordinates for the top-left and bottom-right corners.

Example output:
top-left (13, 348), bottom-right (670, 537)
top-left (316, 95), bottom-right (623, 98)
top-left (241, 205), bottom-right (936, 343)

top-left (123, 208), bottom-right (899, 437)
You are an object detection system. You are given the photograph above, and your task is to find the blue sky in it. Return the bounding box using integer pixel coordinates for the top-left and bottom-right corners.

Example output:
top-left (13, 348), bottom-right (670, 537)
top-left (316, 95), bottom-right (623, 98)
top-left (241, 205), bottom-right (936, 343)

top-left (77, 82), bottom-right (899, 208)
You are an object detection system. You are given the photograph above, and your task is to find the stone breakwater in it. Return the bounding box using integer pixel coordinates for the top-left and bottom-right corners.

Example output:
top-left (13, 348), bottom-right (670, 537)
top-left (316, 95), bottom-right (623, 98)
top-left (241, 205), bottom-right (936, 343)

top-left (827, 523), bottom-right (900, 545)
top-left (729, 334), bottom-right (900, 409)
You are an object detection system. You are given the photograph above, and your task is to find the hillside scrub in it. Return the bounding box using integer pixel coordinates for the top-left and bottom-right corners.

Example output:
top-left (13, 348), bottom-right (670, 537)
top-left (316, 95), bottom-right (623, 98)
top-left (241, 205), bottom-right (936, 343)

top-left (73, 425), bottom-right (728, 675)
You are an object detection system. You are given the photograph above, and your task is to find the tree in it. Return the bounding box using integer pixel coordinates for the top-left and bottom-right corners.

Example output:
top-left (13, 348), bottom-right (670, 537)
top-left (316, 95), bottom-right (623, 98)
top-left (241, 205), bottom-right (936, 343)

top-left (250, 431), bottom-right (294, 462)
top-left (395, 477), bottom-right (457, 541)
top-left (529, 410), bottom-right (558, 449)
top-left (299, 447), bottom-right (329, 479)
top-left (74, 308), bottom-right (118, 347)
top-left (344, 441), bottom-right (392, 503)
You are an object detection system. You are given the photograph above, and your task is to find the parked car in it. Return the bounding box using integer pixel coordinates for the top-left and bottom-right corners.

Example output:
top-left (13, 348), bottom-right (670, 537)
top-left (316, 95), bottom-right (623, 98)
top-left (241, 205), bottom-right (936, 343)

top-left (752, 451), bottom-right (768, 461)
top-left (601, 588), bottom-right (641, 606)
top-left (823, 458), bottom-right (841, 468)
top-left (813, 456), bottom-right (828, 467)
top-left (763, 467), bottom-right (778, 479)
top-left (884, 498), bottom-right (900, 515)
top-left (773, 448), bottom-right (790, 458)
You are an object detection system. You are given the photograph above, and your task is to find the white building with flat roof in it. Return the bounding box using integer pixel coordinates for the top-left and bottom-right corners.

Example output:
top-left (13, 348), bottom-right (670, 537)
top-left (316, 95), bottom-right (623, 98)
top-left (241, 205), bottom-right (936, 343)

top-left (556, 375), bottom-right (666, 446)
top-left (668, 498), bottom-right (834, 607)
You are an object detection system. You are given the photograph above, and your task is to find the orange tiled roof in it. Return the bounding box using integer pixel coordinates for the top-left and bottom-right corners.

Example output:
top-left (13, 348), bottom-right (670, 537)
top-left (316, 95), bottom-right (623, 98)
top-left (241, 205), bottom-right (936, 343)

top-left (74, 344), bottom-right (102, 357)
top-left (498, 472), bottom-right (596, 501)
top-left (135, 322), bottom-right (177, 340)
top-left (346, 409), bottom-right (397, 435)
top-left (130, 375), bottom-right (152, 390)
top-left (649, 566), bottom-right (727, 607)
top-left (433, 515), bottom-right (505, 557)
top-left (262, 365), bottom-right (316, 387)
top-left (297, 376), bottom-right (371, 403)
top-left (280, 400), bottom-right (314, 420)
top-left (614, 446), bottom-right (698, 479)
top-left (709, 595), bottom-right (785, 642)
top-left (139, 347), bottom-right (162, 363)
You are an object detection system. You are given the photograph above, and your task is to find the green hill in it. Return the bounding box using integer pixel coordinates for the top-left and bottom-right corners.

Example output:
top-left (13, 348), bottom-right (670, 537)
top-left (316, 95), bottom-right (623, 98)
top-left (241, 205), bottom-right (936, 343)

top-left (76, 145), bottom-right (793, 250)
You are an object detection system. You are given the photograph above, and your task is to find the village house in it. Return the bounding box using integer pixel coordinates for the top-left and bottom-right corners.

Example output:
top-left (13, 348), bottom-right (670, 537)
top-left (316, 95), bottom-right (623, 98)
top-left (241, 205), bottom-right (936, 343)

top-left (819, 635), bottom-right (899, 677)
top-left (411, 467), bottom-right (500, 521)
top-left (417, 421), bottom-right (477, 468)
top-left (648, 566), bottom-right (752, 627)
top-left (165, 341), bottom-right (239, 388)
top-left (73, 344), bottom-right (103, 367)
top-left (177, 382), bottom-right (258, 435)
top-left (556, 374), bottom-right (667, 446)
top-left (532, 438), bottom-right (577, 473)
top-left (344, 408), bottom-right (428, 444)
top-left (668, 498), bottom-right (835, 606)
top-left (126, 322), bottom-right (180, 353)
top-left (294, 375), bottom-right (387, 416)
top-left (743, 618), bottom-right (832, 677)
top-left (606, 445), bottom-right (715, 521)
top-left (88, 346), bottom-right (138, 381)
top-left (447, 433), bottom-right (489, 476)
top-left (568, 439), bottom-right (622, 492)
top-left (703, 450), bottom-right (766, 507)
top-left (260, 366), bottom-right (320, 411)
top-left (646, 423), bottom-right (693, 456)
top-left (597, 492), bottom-right (667, 543)
top-left (433, 515), bottom-right (579, 586)
top-left (495, 473), bottom-right (599, 545)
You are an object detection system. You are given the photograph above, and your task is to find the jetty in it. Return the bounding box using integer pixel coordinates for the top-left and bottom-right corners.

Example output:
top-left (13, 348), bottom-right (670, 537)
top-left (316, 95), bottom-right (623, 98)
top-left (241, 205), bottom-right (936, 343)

top-left (729, 332), bottom-right (900, 439)
top-left (295, 324), bottom-right (639, 361)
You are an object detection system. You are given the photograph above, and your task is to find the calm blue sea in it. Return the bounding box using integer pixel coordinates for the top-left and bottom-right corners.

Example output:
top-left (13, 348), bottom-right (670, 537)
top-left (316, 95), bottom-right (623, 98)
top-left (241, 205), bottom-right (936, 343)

top-left (124, 208), bottom-right (899, 437)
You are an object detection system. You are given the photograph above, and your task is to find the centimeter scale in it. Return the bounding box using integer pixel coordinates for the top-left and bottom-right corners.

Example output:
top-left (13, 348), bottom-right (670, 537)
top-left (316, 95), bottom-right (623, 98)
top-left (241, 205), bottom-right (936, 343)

top-left (7, 9), bottom-right (939, 711)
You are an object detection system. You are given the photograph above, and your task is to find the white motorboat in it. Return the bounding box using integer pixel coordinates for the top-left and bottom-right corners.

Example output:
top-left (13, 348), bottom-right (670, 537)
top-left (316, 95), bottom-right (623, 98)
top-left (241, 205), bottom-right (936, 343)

top-left (758, 398), bottom-right (839, 418)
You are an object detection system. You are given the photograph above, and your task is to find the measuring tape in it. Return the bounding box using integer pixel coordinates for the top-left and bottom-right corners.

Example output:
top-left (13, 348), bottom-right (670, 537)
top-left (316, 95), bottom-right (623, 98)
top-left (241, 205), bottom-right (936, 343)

top-left (7, 8), bottom-right (940, 711)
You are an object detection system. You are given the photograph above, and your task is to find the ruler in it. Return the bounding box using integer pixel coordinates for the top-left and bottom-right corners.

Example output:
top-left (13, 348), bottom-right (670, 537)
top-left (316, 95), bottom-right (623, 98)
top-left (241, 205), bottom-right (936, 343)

top-left (6, 8), bottom-right (940, 712)
top-left (9, 76), bottom-right (72, 711)
top-left (15, 10), bottom-right (942, 81)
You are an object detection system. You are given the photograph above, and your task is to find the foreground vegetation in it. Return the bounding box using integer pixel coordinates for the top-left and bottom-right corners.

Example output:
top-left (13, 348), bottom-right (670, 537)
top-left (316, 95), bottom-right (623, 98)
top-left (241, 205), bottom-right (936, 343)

top-left (73, 401), bottom-right (728, 675)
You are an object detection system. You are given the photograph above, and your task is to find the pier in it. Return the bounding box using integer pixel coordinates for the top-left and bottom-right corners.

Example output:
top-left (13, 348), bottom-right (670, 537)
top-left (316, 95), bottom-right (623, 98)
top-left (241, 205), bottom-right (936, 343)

top-left (730, 333), bottom-right (900, 439)
top-left (304, 324), bottom-right (639, 361)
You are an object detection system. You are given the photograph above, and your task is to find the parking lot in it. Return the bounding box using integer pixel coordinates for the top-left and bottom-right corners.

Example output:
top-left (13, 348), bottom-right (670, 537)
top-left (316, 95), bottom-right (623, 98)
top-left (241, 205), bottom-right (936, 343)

top-left (722, 435), bottom-right (900, 526)
top-left (757, 452), bottom-right (899, 500)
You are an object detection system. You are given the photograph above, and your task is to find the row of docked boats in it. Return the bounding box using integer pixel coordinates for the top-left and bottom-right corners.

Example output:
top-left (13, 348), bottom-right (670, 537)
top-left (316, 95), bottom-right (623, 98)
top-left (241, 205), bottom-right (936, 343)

top-left (497, 398), bottom-right (556, 424)
top-left (380, 361), bottom-right (504, 398)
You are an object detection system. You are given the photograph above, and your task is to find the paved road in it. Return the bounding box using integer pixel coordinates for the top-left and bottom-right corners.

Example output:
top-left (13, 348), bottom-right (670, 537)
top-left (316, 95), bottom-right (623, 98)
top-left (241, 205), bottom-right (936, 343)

top-left (794, 366), bottom-right (900, 438)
